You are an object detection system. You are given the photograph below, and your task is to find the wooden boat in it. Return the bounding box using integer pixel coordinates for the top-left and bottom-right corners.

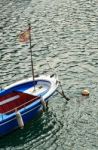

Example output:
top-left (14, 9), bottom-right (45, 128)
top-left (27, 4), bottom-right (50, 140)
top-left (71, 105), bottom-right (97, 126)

top-left (0, 23), bottom-right (67, 137)
top-left (0, 74), bottom-right (58, 136)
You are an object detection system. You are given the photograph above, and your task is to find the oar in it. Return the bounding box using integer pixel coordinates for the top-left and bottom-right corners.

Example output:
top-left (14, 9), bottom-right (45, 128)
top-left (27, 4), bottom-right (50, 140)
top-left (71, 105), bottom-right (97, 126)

top-left (46, 60), bottom-right (70, 101)
top-left (57, 81), bottom-right (70, 101)
top-left (57, 89), bottom-right (70, 101)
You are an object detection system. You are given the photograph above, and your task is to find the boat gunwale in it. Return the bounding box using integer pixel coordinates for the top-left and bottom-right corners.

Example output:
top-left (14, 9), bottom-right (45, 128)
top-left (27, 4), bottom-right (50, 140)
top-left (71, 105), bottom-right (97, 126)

top-left (0, 78), bottom-right (51, 96)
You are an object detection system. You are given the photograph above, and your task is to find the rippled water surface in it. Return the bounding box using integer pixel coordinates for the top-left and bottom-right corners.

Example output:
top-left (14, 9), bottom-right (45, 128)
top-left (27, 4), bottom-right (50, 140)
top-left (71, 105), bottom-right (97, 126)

top-left (0, 0), bottom-right (98, 149)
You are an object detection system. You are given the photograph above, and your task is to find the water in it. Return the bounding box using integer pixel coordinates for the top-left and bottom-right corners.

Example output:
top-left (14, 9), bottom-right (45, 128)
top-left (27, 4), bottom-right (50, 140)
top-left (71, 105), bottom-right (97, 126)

top-left (0, 0), bottom-right (98, 149)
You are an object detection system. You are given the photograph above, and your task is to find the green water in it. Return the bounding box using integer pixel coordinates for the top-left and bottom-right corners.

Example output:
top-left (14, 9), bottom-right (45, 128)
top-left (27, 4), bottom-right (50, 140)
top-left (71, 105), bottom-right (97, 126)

top-left (0, 0), bottom-right (98, 149)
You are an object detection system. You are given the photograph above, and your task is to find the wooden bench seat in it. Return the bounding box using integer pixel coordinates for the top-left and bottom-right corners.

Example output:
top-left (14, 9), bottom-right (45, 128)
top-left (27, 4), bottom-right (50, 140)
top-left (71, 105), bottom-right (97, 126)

top-left (0, 91), bottom-right (40, 114)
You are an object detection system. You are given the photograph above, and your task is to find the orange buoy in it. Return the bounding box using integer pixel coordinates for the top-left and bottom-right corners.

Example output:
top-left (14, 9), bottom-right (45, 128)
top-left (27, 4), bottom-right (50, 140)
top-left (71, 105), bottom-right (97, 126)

top-left (82, 89), bottom-right (89, 96)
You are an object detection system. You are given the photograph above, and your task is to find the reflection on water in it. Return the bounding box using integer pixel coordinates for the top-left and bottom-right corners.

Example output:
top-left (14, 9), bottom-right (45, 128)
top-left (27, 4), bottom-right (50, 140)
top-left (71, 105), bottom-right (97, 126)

top-left (0, 0), bottom-right (98, 149)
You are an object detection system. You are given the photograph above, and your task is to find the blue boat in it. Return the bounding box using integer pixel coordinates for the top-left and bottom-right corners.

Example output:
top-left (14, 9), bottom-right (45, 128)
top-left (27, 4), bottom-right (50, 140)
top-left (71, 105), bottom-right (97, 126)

top-left (0, 23), bottom-right (67, 137)
top-left (0, 74), bottom-right (58, 136)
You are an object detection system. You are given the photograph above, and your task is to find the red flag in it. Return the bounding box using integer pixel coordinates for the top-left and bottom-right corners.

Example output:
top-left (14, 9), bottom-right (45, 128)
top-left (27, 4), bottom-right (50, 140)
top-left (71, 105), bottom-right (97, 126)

top-left (19, 28), bottom-right (30, 43)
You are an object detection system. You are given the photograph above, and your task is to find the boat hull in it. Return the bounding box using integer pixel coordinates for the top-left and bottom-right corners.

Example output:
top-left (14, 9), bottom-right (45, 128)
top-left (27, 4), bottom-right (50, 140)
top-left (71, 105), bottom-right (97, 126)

top-left (0, 105), bottom-right (41, 137)
top-left (0, 74), bottom-right (58, 137)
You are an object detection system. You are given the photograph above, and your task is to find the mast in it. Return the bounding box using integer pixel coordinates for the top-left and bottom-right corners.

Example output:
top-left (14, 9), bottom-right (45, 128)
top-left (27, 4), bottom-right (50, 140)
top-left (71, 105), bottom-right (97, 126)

top-left (28, 23), bottom-right (35, 82)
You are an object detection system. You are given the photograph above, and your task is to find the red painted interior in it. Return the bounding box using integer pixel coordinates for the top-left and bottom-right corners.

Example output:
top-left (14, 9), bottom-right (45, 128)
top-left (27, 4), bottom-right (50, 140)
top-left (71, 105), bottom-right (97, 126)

top-left (0, 91), bottom-right (40, 114)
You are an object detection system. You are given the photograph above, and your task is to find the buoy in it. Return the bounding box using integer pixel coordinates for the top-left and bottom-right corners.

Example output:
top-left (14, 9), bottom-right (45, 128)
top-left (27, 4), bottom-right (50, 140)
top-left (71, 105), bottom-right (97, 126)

top-left (16, 110), bottom-right (24, 129)
top-left (82, 89), bottom-right (89, 96)
top-left (40, 97), bottom-right (46, 112)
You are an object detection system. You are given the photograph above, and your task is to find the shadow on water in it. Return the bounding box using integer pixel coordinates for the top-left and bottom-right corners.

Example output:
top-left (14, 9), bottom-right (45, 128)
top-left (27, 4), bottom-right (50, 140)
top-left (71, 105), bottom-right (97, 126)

top-left (0, 113), bottom-right (44, 148)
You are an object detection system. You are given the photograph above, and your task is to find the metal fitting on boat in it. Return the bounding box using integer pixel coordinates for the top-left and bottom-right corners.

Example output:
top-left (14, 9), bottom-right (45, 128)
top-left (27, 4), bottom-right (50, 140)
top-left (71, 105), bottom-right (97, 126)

top-left (50, 74), bottom-right (55, 78)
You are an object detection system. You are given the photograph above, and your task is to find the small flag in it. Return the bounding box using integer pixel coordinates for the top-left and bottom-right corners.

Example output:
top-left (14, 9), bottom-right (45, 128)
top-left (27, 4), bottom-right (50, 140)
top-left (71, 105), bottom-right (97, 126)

top-left (19, 27), bottom-right (31, 43)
